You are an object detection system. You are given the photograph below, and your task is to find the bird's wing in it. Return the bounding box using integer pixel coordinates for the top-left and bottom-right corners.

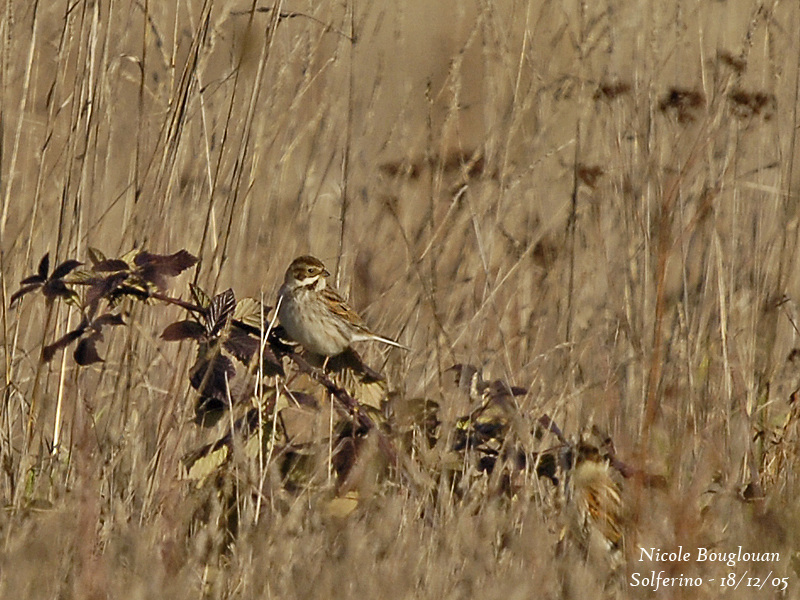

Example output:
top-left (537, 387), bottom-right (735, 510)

top-left (321, 286), bottom-right (367, 329)
top-left (322, 286), bottom-right (411, 350)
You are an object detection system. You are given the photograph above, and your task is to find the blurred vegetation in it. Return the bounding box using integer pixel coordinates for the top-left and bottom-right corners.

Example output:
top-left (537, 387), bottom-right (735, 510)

top-left (2, 1), bottom-right (800, 598)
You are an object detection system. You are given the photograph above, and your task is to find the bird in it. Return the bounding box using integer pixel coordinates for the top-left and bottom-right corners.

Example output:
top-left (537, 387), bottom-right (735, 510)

top-left (277, 255), bottom-right (409, 358)
top-left (567, 442), bottom-right (625, 565)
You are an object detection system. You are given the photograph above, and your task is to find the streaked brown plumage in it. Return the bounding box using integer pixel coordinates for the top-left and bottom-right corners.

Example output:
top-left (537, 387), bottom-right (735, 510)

top-left (568, 443), bottom-right (625, 561)
top-left (277, 255), bottom-right (409, 357)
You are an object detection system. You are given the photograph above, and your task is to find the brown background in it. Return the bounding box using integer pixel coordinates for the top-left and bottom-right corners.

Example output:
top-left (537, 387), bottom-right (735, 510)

top-left (2, 1), bottom-right (799, 598)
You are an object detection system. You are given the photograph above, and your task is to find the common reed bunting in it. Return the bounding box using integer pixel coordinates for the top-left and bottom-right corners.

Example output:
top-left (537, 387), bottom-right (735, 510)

top-left (277, 255), bottom-right (409, 357)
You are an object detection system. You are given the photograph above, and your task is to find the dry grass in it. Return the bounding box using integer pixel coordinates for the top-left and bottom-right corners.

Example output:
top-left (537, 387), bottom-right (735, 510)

top-left (2, 0), bottom-right (800, 598)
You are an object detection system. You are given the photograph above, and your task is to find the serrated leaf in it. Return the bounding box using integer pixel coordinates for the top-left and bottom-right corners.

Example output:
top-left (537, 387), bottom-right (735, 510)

top-left (233, 297), bottom-right (272, 329)
top-left (223, 328), bottom-right (258, 363)
top-left (161, 320), bottom-right (205, 341)
top-left (206, 289), bottom-right (235, 336)
top-left (138, 269), bottom-right (168, 291)
top-left (134, 250), bottom-right (197, 291)
top-left (42, 344), bottom-right (58, 363)
top-left (190, 284), bottom-right (212, 310)
top-left (135, 249), bottom-right (198, 275)
top-left (51, 259), bottom-right (83, 280)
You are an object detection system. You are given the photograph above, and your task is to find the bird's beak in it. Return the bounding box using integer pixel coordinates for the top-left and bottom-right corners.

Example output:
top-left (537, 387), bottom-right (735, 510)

top-left (322, 268), bottom-right (331, 278)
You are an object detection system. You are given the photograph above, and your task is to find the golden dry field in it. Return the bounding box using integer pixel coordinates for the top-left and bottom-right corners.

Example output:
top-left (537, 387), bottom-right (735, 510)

top-left (2, 1), bottom-right (800, 598)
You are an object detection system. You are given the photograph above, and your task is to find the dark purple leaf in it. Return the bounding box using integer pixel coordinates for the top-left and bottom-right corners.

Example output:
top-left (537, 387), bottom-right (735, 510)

top-left (42, 279), bottom-right (72, 300)
top-left (51, 259), bottom-right (83, 280)
top-left (107, 284), bottom-right (150, 303)
top-left (10, 284), bottom-right (42, 306)
top-left (135, 250), bottom-right (198, 276)
top-left (161, 320), bottom-right (205, 341)
top-left (284, 390), bottom-right (319, 409)
top-left (42, 344), bottom-right (58, 363)
top-left (138, 268), bottom-right (167, 291)
top-left (193, 397), bottom-right (227, 426)
top-left (189, 353), bottom-right (236, 401)
top-left (92, 259), bottom-right (130, 272)
top-left (42, 328), bottom-right (85, 362)
top-left (207, 289), bottom-right (235, 336)
top-left (134, 250), bottom-right (197, 291)
top-left (85, 273), bottom-right (128, 306)
top-left (83, 301), bottom-right (99, 322)
top-left (20, 274), bottom-right (46, 285)
top-left (267, 325), bottom-right (296, 353)
top-left (329, 348), bottom-right (383, 382)
top-left (223, 328), bottom-right (258, 364)
top-left (260, 345), bottom-right (285, 377)
top-left (226, 322), bottom-right (284, 374)
top-left (37, 254), bottom-right (50, 280)
top-left (74, 335), bottom-right (104, 365)
top-left (93, 313), bottom-right (125, 328)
